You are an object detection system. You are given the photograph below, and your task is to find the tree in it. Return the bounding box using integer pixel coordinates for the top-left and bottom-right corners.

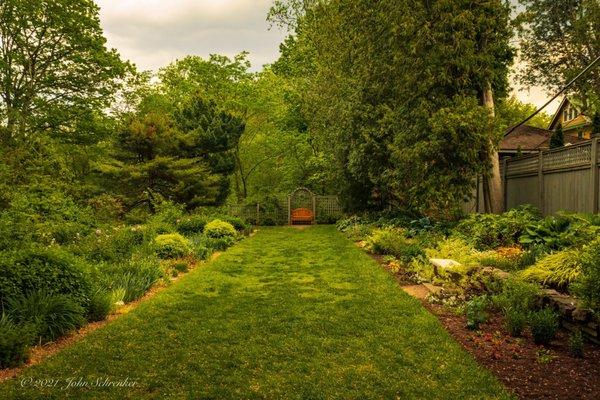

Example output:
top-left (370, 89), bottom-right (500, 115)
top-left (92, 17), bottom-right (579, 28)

top-left (497, 97), bottom-right (552, 129)
top-left (271, 0), bottom-right (513, 214)
top-left (550, 124), bottom-right (565, 149)
top-left (517, 0), bottom-right (600, 108)
top-left (592, 113), bottom-right (600, 136)
top-left (0, 0), bottom-right (127, 141)
top-left (97, 97), bottom-right (243, 210)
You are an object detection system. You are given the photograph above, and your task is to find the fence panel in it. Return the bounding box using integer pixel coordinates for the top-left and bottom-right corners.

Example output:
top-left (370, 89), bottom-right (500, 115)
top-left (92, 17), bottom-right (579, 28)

top-left (465, 138), bottom-right (600, 215)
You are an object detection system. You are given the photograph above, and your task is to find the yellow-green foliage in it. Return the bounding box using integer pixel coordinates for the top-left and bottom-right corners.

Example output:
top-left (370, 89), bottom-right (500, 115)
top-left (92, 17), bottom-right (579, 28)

top-left (425, 238), bottom-right (482, 267)
top-left (204, 220), bottom-right (237, 239)
top-left (365, 228), bottom-right (424, 263)
top-left (519, 249), bottom-right (582, 288)
top-left (154, 233), bottom-right (192, 259)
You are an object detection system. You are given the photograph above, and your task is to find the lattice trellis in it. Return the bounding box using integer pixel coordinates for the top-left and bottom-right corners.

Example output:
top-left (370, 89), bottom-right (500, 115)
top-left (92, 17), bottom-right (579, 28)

top-left (543, 143), bottom-right (592, 170)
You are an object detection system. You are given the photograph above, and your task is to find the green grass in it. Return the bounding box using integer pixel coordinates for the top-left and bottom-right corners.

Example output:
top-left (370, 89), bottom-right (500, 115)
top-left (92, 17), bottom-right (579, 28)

top-left (0, 226), bottom-right (510, 399)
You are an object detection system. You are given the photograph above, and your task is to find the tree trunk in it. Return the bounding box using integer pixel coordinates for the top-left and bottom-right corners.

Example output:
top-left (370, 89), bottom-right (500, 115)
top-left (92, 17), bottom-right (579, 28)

top-left (482, 82), bottom-right (503, 214)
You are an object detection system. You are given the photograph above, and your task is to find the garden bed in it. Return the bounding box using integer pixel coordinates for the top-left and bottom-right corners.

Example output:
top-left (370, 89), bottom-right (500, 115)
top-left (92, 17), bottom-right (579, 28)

top-left (339, 208), bottom-right (600, 400)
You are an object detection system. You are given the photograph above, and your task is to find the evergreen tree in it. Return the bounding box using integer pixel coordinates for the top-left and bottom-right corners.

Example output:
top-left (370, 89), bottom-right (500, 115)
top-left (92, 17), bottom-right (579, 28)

top-left (550, 124), bottom-right (565, 148)
top-left (592, 113), bottom-right (600, 136)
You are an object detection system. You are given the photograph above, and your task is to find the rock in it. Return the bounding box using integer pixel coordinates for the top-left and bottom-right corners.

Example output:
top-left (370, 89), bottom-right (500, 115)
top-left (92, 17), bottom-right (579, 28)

top-left (430, 258), bottom-right (461, 277)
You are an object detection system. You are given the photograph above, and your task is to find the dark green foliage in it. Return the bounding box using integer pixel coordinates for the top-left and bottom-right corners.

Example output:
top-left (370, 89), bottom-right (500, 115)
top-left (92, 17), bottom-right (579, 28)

top-left (76, 226), bottom-right (146, 263)
top-left (593, 113), bottom-right (600, 136)
top-left (8, 292), bottom-right (86, 344)
top-left (87, 289), bottom-right (114, 322)
top-left (519, 213), bottom-right (599, 251)
top-left (493, 278), bottom-right (541, 313)
top-left (572, 239), bottom-right (600, 313)
top-left (365, 228), bottom-right (425, 263)
top-left (188, 235), bottom-right (213, 260)
top-left (529, 308), bottom-right (559, 345)
top-left (0, 247), bottom-right (92, 309)
top-left (203, 236), bottom-right (236, 252)
top-left (454, 206), bottom-right (539, 250)
top-left (504, 307), bottom-right (527, 337)
top-left (0, 314), bottom-right (34, 368)
top-left (176, 215), bottom-right (209, 235)
top-left (465, 296), bottom-right (488, 330)
top-left (550, 124), bottom-right (564, 149)
top-left (95, 259), bottom-right (162, 304)
top-left (568, 330), bottom-right (585, 358)
top-left (174, 96), bottom-right (245, 205)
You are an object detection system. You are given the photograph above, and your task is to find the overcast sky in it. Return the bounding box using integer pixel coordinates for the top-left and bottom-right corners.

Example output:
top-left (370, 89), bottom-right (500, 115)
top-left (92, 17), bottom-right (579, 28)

top-left (96, 0), bottom-right (560, 115)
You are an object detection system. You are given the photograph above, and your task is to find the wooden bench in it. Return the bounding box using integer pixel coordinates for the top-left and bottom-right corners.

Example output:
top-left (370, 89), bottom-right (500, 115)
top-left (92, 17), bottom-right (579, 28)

top-left (291, 208), bottom-right (314, 225)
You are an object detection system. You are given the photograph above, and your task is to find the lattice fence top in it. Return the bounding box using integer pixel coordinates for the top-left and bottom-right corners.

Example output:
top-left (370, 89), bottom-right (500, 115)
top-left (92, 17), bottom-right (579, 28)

top-left (543, 143), bottom-right (592, 170)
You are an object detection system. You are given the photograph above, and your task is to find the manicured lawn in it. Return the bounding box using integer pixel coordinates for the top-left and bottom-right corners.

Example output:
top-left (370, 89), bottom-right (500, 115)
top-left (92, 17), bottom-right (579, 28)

top-left (1, 226), bottom-right (510, 399)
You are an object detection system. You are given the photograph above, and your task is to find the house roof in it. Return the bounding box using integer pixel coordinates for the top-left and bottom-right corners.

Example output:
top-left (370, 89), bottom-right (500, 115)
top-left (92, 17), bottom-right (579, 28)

top-left (500, 124), bottom-right (552, 152)
top-left (548, 97), bottom-right (569, 131)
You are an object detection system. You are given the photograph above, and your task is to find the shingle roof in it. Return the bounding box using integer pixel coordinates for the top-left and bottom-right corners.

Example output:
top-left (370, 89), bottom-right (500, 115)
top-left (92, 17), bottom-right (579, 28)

top-left (500, 125), bottom-right (552, 151)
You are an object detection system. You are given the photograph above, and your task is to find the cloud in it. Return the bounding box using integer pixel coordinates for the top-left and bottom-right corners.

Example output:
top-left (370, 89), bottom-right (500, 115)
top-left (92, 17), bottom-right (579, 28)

top-left (96, 0), bottom-right (286, 72)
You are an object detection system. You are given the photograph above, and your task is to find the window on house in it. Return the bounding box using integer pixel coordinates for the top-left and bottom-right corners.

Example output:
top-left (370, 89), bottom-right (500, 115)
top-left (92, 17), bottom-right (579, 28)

top-left (578, 131), bottom-right (583, 139)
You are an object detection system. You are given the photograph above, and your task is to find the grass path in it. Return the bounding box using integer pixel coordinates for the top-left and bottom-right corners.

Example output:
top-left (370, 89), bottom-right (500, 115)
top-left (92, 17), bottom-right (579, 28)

top-left (1, 226), bottom-right (510, 399)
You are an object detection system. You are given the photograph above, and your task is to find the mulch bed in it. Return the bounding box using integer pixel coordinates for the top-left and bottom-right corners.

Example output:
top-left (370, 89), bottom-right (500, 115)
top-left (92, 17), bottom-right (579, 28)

top-left (425, 303), bottom-right (600, 400)
top-left (367, 244), bottom-right (600, 400)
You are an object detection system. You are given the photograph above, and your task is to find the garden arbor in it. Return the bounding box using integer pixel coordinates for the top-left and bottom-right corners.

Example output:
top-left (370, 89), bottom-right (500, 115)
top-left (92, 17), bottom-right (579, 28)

top-left (287, 188), bottom-right (342, 225)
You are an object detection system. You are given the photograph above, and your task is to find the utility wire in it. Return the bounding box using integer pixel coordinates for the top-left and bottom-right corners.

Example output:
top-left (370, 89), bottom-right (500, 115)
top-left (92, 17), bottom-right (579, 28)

top-left (505, 54), bottom-right (600, 136)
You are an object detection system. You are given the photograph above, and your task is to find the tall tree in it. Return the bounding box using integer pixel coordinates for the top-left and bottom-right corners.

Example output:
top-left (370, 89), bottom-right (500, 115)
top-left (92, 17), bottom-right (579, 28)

top-left (271, 0), bottom-right (513, 214)
top-left (517, 0), bottom-right (600, 109)
top-left (550, 123), bottom-right (565, 148)
top-left (0, 0), bottom-right (127, 141)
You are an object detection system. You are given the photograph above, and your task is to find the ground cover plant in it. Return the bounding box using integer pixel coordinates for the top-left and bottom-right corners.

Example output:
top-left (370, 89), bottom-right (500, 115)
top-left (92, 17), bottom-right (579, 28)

top-left (0, 227), bottom-right (509, 399)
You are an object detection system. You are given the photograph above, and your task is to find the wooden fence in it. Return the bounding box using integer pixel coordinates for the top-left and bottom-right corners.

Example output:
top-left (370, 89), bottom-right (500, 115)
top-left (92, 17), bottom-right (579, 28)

top-left (464, 138), bottom-right (600, 215)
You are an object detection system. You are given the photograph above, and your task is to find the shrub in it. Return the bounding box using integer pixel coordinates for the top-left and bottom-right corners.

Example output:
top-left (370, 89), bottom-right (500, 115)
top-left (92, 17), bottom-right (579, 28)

top-left (365, 228), bottom-right (424, 263)
top-left (8, 292), bottom-right (86, 344)
top-left (204, 220), bottom-right (237, 239)
top-left (79, 226), bottom-right (146, 262)
top-left (568, 330), bottom-right (585, 358)
top-left (519, 249), bottom-right (582, 289)
top-left (336, 216), bottom-right (363, 232)
top-left (465, 296), bottom-right (488, 330)
top-left (504, 307), bottom-right (527, 337)
top-left (0, 314), bottom-right (34, 369)
top-left (217, 215), bottom-right (249, 232)
top-left (87, 289), bottom-right (114, 322)
top-left (454, 206), bottom-right (539, 250)
top-left (188, 235), bottom-right (213, 260)
top-left (154, 233), bottom-right (192, 259)
top-left (95, 258), bottom-right (162, 303)
top-left (203, 236), bottom-right (236, 251)
top-left (176, 215), bottom-right (209, 236)
top-left (572, 239), bottom-right (600, 312)
top-left (519, 213), bottom-right (599, 251)
top-left (425, 238), bottom-right (481, 267)
top-left (0, 247), bottom-right (92, 308)
top-left (492, 277), bottom-right (540, 313)
top-left (529, 308), bottom-right (559, 345)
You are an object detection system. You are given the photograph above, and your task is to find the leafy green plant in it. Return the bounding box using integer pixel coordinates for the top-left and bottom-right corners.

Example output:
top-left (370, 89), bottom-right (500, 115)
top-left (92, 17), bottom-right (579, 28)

top-left (572, 239), bottom-right (600, 313)
top-left (519, 249), bottom-right (582, 289)
top-left (454, 206), bottom-right (539, 250)
top-left (465, 296), bottom-right (488, 330)
top-left (0, 314), bottom-right (34, 369)
top-left (154, 233), bottom-right (192, 259)
top-left (569, 330), bottom-right (585, 358)
top-left (536, 348), bottom-right (557, 364)
top-left (8, 292), bottom-right (86, 344)
top-left (0, 247), bottom-right (92, 308)
top-left (203, 236), bottom-right (236, 251)
top-left (95, 258), bottom-right (163, 303)
top-left (365, 228), bottom-right (424, 263)
top-left (519, 214), bottom-right (599, 250)
top-left (425, 237), bottom-right (481, 267)
top-left (176, 215), bottom-right (209, 235)
top-left (492, 277), bottom-right (540, 313)
top-left (204, 220), bottom-right (237, 239)
top-left (87, 289), bottom-right (114, 322)
top-left (529, 308), bottom-right (559, 345)
top-left (504, 307), bottom-right (527, 337)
